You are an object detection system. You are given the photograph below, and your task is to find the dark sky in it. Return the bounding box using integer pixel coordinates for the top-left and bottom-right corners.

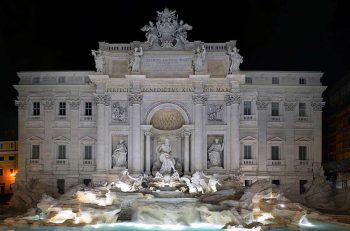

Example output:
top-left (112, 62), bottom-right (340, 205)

top-left (0, 0), bottom-right (349, 139)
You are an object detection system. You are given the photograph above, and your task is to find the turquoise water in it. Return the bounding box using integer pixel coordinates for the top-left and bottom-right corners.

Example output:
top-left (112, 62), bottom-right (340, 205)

top-left (1, 220), bottom-right (350, 231)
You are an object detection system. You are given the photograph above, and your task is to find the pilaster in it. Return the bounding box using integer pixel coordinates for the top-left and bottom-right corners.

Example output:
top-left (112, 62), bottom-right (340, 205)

top-left (284, 101), bottom-right (297, 172)
top-left (257, 98), bottom-right (268, 172)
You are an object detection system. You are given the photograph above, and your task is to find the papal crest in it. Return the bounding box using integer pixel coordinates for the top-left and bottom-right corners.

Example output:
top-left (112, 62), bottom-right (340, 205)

top-left (141, 8), bottom-right (192, 48)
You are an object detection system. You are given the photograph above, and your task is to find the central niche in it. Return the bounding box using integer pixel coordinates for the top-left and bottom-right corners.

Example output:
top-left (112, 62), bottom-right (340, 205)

top-left (150, 108), bottom-right (185, 130)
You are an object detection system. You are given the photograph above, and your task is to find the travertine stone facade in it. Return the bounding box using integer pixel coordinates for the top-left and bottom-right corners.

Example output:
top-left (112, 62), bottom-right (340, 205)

top-left (14, 9), bottom-right (326, 194)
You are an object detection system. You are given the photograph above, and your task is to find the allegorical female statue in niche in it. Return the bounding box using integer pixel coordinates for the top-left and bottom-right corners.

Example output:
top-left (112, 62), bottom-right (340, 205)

top-left (208, 138), bottom-right (224, 168)
top-left (112, 139), bottom-right (128, 168)
top-left (157, 139), bottom-right (176, 174)
top-left (128, 46), bottom-right (143, 72)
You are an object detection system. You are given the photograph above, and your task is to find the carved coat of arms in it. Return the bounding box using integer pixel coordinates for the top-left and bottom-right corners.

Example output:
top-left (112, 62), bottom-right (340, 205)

top-left (141, 8), bottom-right (192, 48)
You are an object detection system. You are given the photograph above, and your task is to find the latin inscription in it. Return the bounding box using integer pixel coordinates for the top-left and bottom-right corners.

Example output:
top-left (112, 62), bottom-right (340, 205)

top-left (106, 87), bottom-right (230, 93)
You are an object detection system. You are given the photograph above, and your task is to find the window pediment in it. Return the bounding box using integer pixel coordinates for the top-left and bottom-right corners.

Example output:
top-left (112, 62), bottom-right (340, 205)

top-left (295, 137), bottom-right (312, 143)
top-left (240, 136), bottom-right (257, 143)
top-left (53, 135), bottom-right (70, 143)
top-left (267, 137), bottom-right (284, 143)
top-left (26, 135), bottom-right (45, 143)
top-left (80, 136), bottom-right (96, 145)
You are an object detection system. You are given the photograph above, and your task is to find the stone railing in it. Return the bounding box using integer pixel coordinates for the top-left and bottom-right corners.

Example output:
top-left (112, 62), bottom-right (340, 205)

top-left (297, 116), bottom-right (309, 122)
top-left (99, 43), bottom-right (132, 52)
top-left (82, 159), bottom-right (94, 165)
top-left (241, 159), bottom-right (257, 165)
top-left (295, 160), bottom-right (310, 166)
top-left (204, 43), bottom-right (227, 52)
top-left (267, 160), bottom-right (285, 166)
top-left (29, 159), bottom-right (41, 164)
top-left (269, 116), bottom-right (282, 122)
top-left (30, 115), bottom-right (41, 121)
top-left (56, 159), bottom-right (68, 165)
top-left (241, 115), bottom-right (256, 121)
top-left (57, 115), bottom-right (67, 121)
top-left (82, 116), bottom-right (94, 121)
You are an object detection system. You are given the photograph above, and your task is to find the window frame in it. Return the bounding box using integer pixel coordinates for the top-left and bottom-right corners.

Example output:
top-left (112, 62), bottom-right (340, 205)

top-left (33, 102), bottom-right (40, 116)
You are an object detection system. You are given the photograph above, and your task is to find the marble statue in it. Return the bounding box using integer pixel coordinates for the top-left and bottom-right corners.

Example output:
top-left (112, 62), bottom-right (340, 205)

top-left (208, 138), bottom-right (224, 168)
top-left (141, 21), bottom-right (159, 46)
top-left (174, 20), bottom-right (192, 44)
top-left (91, 50), bottom-right (105, 73)
top-left (128, 47), bottom-right (143, 72)
top-left (227, 46), bottom-right (243, 73)
top-left (192, 45), bottom-right (206, 73)
top-left (156, 139), bottom-right (176, 174)
top-left (112, 140), bottom-right (127, 168)
top-left (112, 102), bottom-right (127, 123)
top-left (141, 8), bottom-right (192, 48)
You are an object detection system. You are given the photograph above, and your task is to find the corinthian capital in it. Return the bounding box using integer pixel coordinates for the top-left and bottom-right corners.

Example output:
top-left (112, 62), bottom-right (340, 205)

top-left (128, 93), bottom-right (143, 105)
top-left (224, 93), bottom-right (241, 105)
top-left (95, 94), bottom-right (106, 105)
top-left (192, 93), bottom-right (208, 105)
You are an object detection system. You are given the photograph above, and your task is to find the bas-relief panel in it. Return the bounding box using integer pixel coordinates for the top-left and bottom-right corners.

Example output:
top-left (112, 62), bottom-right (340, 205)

top-left (207, 135), bottom-right (224, 169)
top-left (207, 60), bottom-right (226, 76)
top-left (111, 101), bottom-right (128, 123)
top-left (207, 103), bottom-right (225, 123)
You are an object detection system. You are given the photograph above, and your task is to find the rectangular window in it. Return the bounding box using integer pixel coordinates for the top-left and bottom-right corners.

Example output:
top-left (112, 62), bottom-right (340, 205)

top-left (299, 146), bottom-right (307, 160)
top-left (0, 156), bottom-right (4, 161)
top-left (59, 102), bottom-right (66, 116)
top-left (84, 146), bottom-right (92, 160)
top-left (271, 102), bottom-right (279, 116)
top-left (244, 145), bottom-right (252, 159)
top-left (243, 101), bottom-right (252, 115)
top-left (10, 169), bottom-right (14, 174)
top-left (271, 146), bottom-right (280, 160)
top-left (85, 102), bottom-right (92, 116)
top-left (33, 102), bottom-right (40, 116)
top-left (299, 78), bottom-right (306, 85)
top-left (272, 77), bottom-right (279, 84)
top-left (8, 156), bottom-right (15, 161)
top-left (32, 145), bottom-right (40, 159)
top-left (0, 143), bottom-right (2, 149)
top-left (299, 103), bottom-right (306, 117)
top-left (0, 169), bottom-right (3, 176)
top-left (245, 77), bottom-right (252, 84)
top-left (58, 145), bottom-right (66, 159)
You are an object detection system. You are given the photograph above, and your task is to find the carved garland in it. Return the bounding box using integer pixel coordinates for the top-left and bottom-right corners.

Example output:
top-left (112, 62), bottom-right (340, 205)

top-left (284, 102), bottom-right (297, 111)
top-left (15, 100), bottom-right (28, 110)
top-left (69, 98), bottom-right (81, 110)
top-left (43, 99), bottom-right (54, 110)
top-left (311, 101), bottom-right (325, 111)
top-left (256, 100), bottom-right (269, 110)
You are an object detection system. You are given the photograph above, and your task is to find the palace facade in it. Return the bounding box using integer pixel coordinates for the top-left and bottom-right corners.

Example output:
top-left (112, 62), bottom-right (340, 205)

top-left (14, 9), bottom-right (326, 194)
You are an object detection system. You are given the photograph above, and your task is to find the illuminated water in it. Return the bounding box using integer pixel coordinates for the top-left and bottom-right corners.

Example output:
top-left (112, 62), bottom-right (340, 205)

top-left (1, 220), bottom-right (350, 231)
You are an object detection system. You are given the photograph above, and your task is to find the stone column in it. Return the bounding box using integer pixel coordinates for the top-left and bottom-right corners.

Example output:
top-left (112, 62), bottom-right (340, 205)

top-left (15, 99), bottom-right (28, 182)
top-left (104, 95), bottom-right (111, 170)
top-left (225, 93), bottom-right (241, 171)
top-left (95, 94), bottom-right (106, 172)
top-left (182, 130), bottom-right (191, 174)
top-left (256, 99), bottom-right (269, 172)
top-left (69, 98), bottom-right (80, 176)
top-left (144, 131), bottom-right (152, 174)
top-left (43, 98), bottom-right (54, 172)
top-left (311, 101), bottom-right (324, 165)
top-left (129, 93), bottom-right (143, 173)
top-left (192, 93), bottom-right (207, 171)
top-left (284, 101), bottom-right (297, 172)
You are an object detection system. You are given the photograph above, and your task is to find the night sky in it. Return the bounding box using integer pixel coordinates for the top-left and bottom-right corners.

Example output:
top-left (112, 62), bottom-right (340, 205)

top-left (0, 0), bottom-right (349, 140)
